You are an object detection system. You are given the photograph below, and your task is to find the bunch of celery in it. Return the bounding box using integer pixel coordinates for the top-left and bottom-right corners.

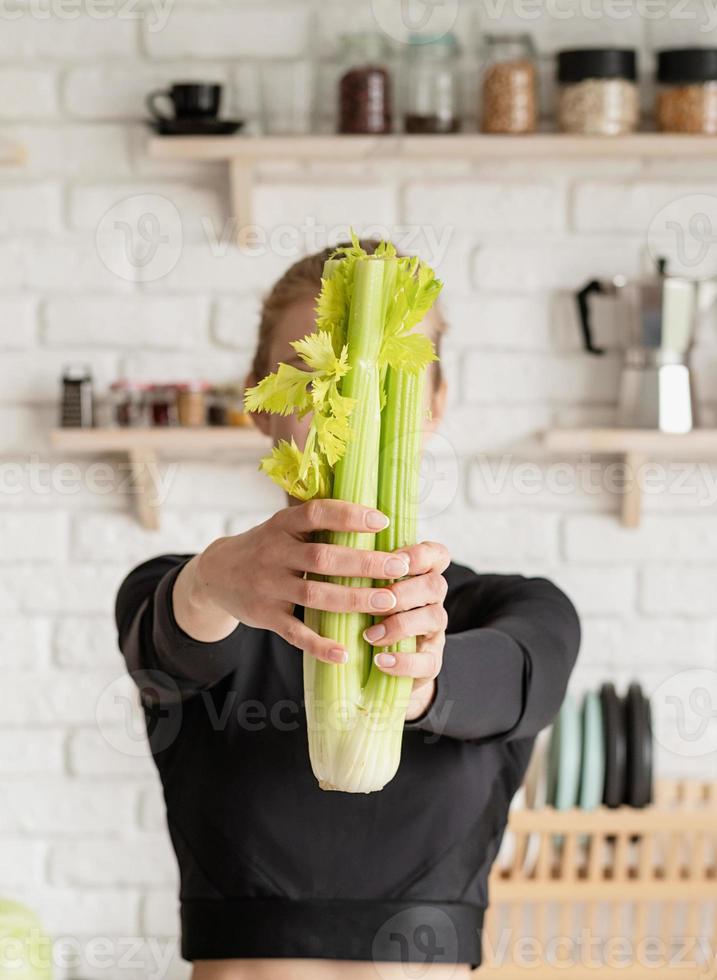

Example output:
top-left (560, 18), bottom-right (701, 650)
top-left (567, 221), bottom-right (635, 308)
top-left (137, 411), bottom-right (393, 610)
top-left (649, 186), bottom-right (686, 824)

top-left (245, 237), bottom-right (441, 793)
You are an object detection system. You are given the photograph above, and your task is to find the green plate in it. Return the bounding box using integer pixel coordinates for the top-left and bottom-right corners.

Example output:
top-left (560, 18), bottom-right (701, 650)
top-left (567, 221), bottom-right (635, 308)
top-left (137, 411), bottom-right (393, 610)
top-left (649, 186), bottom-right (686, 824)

top-left (547, 693), bottom-right (581, 810)
top-left (579, 690), bottom-right (605, 810)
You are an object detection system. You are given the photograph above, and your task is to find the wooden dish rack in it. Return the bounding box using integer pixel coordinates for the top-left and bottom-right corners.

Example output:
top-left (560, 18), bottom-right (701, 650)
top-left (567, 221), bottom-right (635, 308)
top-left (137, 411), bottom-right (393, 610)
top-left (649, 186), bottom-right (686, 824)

top-left (482, 779), bottom-right (717, 978)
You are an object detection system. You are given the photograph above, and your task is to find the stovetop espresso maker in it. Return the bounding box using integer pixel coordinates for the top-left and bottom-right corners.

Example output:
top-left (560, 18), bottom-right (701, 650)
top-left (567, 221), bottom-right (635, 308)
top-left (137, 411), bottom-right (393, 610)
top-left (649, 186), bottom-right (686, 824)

top-left (576, 259), bottom-right (698, 433)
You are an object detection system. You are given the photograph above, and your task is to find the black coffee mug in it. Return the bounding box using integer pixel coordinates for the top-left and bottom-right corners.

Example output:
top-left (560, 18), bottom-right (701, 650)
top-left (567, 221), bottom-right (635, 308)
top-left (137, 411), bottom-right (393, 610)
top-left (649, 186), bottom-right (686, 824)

top-left (146, 82), bottom-right (222, 121)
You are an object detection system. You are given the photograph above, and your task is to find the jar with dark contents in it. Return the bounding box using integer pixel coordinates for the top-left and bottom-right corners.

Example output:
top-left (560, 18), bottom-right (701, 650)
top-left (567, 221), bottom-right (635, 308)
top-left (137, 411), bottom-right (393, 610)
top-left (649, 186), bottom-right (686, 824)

top-left (147, 384), bottom-right (178, 427)
top-left (404, 32), bottom-right (460, 134)
top-left (657, 48), bottom-right (717, 134)
top-left (207, 386), bottom-right (228, 426)
top-left (338, 32), bottom-right (393, 134)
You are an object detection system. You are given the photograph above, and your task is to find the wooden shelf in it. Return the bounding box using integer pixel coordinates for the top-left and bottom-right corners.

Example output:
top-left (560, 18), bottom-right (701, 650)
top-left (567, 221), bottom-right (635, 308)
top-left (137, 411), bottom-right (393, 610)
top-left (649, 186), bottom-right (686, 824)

top-left (543, 427), bottom-right (717, 527)
top-left (51, 425), bottom-right (267, 453)
top-left (51, 427), bottom-right (268, 529)
top-left (544, 427), bottom-right (717, 456)
top-left (147, 132), bottom-right (717, 162)
top-left (147, 133), bottom-right (717, 245)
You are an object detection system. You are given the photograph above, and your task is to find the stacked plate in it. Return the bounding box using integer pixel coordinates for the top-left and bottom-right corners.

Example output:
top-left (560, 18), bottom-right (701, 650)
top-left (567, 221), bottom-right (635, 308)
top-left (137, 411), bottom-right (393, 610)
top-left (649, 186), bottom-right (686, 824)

top-left (497, 681), bottom-right (653, 874)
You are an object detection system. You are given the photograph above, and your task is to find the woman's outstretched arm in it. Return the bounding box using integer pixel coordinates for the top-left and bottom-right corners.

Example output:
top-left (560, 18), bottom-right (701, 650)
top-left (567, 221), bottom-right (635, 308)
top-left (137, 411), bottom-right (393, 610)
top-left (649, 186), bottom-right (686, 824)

top-left (405, 570), bottom-right (581, 743)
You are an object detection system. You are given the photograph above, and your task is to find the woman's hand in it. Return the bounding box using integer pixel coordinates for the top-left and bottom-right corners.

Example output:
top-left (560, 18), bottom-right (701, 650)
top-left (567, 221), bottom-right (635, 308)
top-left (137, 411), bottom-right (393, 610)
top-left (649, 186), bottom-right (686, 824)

top-left (362, 539), bottom-right (450, 720)
top-left (176, 500), bottom-right (449, 714)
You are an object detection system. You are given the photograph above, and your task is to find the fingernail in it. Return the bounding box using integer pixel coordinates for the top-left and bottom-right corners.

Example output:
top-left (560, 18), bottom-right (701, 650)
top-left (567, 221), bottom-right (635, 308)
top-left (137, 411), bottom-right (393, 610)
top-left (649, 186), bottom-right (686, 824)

top-left (366, 510), bottom-right (389, 530)
top-left (329, 647), bottom-right (348, 664)
top-left (384, 556), bottom-right (409, 578)
top-left (364, 623), bottom-right (386, 643)
top-left (371, 590), bottom-right (396, 611)
top-left (375, 653), bottom-right (397, 668)
top-left (394, 551), bottom-right (410, 571)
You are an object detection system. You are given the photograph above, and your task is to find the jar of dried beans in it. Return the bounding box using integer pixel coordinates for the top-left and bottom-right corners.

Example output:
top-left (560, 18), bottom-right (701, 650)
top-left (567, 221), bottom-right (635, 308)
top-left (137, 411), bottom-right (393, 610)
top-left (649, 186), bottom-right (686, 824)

top-left (557, 48), bottom-right (639, 136)
top-left (337, 32), bottom-right (393, 135)
top-left (404, 33), bottom-right (460, 134)
top-left (480, 33), bottom-right (538, 134)
top-left (657, 48), bottom-right (717, 134)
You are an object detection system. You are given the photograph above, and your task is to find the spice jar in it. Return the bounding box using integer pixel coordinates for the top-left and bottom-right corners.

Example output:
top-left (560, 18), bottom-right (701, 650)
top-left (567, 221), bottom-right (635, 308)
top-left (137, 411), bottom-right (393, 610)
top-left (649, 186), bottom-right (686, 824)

top-left (146, 384), bottom-right (178, 427)
top-left (557, 48), bottom-right (638, 135)
top-left (337, 32), bottom-right (393, 134)
top-left (207, 386), bottom-right (228, 426)
top-left (404, 33), bottom-right (460, 134)
top-left (225, 385), bottom-right (251, 427)
top-left (657, 48), bottom-right (717, 134)
top-left (177, 381), bottom-right (209, 427)
top-left (109, 380), bottom-right (146, 427)
top-left (480, 33), bottom-right (537, 134)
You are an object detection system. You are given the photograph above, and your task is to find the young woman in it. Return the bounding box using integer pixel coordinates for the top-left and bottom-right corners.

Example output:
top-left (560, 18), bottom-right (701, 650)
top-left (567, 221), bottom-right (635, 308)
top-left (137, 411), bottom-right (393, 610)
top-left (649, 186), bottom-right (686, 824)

top-left (116, 242), bottom-right (580, 980)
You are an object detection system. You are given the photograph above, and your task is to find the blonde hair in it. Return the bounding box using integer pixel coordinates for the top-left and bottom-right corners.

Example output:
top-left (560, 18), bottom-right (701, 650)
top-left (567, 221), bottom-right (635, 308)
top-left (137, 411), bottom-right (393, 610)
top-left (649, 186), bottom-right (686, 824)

top-left (251, 240), bottom-right (448, 389)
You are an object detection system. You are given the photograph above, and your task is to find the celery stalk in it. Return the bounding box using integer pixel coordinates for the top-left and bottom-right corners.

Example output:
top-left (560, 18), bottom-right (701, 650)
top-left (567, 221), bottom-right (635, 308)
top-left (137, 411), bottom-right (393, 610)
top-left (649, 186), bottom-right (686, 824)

top-left (308, 258), bottom-right (386, 790)
top-left (245, 236), bottom-right (441, 794)
top-left (330, 366), bottom-right (425, 792)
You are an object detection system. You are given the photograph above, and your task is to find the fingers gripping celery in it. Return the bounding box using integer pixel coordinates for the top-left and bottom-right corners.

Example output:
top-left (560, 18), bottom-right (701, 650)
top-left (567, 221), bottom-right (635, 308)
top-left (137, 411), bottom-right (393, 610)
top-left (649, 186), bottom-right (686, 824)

top-left (245, 237), bottom-right (441, 793)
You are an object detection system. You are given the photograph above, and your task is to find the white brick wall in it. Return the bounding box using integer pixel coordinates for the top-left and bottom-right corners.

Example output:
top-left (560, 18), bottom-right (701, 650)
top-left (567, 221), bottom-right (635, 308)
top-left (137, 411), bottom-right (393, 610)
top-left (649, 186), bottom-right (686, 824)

top-left (1, 4), bottom-right (716, 977)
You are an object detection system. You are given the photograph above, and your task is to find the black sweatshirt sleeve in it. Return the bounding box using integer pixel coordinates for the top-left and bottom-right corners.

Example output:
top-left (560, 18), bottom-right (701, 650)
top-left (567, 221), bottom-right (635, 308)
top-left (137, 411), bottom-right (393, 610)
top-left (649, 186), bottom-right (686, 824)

top-left (407, 569), bottom-right (580, 743)
top-left (115, 553), bottom-right (248, 703)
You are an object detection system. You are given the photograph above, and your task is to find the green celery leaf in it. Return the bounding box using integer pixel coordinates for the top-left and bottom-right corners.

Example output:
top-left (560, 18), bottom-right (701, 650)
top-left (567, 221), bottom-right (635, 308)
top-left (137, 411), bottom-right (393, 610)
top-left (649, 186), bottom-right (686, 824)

top-left (244, 362), bottom-right (313, 417)
top-left (291, 332), bottom-right (349, 378)
top-left (380, 332), bottom-right (438, 373)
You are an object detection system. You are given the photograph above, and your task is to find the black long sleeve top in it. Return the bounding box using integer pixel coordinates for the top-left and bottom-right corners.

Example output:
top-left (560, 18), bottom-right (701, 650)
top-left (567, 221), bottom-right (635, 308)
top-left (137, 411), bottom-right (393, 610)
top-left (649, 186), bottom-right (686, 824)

top-left (115, 555), bottom-right (580, 969)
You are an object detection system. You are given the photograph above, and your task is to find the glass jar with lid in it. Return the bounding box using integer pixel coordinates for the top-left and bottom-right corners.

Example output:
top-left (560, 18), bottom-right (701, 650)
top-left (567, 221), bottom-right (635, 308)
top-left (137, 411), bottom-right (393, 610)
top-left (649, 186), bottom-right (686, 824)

top-left (403, 33), bottom-right (460, 134)
top-left (656, 48), bottom-right (717, 134)
top-left (207, 385), bottom-right (228, 426)
top-left (337, 32), bottom-right (393, 134)
top-left (177, 381), bottom-right (209, 427)
top-left (557, 48), bottom-right (639, 135)
top-left (480, 33), bottom-right (538, 134)
top-left (146, 384), bottom-right (178, 427)
top-left (109, 380), bottom-right (147, 427)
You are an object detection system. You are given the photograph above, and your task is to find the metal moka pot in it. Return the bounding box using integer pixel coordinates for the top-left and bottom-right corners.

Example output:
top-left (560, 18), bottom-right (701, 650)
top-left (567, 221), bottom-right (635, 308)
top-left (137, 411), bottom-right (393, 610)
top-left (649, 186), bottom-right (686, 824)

top-left (576, 260), bottom-right (698, 433)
